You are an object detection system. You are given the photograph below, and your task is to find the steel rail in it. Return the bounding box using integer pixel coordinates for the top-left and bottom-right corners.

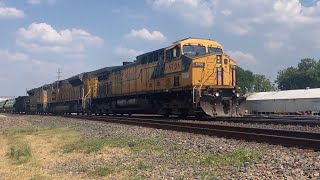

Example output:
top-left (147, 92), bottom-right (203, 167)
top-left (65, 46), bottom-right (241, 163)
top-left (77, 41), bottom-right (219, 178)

top-left (204, 117), bottom-right (320, 127)
top-left (61, 115), bottom-right (320, 151)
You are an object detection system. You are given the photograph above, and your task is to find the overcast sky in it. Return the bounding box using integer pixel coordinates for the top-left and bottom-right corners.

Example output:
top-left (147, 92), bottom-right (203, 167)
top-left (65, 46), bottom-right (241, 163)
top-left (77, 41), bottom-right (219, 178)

top-left (0, 0), bottom-right (319, 96)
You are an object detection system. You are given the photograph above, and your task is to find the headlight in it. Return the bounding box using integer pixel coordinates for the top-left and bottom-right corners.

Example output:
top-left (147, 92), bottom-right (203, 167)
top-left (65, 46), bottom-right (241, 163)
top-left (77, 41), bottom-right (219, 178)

top-left (236, 93), bottom-right (240, 97)
top-left (215, 92), bottom-right (220, 97)
top-left (216, 55), bottom-right (222, 64)
top-left (232, 89), bottom-right (236, 93)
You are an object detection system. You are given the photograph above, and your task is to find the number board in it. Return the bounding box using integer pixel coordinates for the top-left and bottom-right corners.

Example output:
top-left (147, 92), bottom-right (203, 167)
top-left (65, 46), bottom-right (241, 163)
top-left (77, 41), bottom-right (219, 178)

top-left (165, 60), bottom-right (182, 74)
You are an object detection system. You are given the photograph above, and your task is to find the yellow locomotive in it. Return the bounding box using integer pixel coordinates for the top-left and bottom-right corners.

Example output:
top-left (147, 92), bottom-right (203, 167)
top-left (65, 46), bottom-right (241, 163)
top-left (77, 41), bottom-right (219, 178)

top-left (27, 38), bottom-right (243, 117)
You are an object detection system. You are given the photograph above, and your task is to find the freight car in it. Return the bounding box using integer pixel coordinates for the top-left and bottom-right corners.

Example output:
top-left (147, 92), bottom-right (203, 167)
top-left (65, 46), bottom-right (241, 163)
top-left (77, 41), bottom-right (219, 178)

top-left (0, 100), bottom-right (7, 113)
top-left (243, 88), bottom-right (320, 115)
top-left (27, 38), bottom-right (243, 117)
top-left (0, 96), bottom-right (29, 113)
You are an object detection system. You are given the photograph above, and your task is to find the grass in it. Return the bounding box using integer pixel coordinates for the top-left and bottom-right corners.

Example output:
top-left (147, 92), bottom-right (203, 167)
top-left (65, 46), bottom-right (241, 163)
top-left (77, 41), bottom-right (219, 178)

top-left (137, 161), bottom-right (154, 170)
top-left (91, 166), bottom-right (113, 176)
top-left (199, 148), bottom-right (259, 166)
top-left (29, 174), bottom-right (48, 180)
top-left (63, 139), bottom-right (107, 153)
top-left (63, 138), bottom-right (162, 154)
top-left (2, 125), bottom-right (64, 137)
top-left (6, 142), bottom-right (32, 164)
top-left (2, 126), bottom-right (39, 137)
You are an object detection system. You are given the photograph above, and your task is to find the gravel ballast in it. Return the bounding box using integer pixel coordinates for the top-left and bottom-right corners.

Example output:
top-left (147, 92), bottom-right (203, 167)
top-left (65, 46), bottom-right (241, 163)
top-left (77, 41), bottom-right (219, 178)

top-left (0, 114), bottom-right (320, 179)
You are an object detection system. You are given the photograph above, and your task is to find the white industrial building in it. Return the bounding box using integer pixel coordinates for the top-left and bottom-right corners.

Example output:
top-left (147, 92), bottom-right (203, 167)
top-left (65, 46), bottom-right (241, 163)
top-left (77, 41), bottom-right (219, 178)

top-left (243, 88), bottom-right (320, 115)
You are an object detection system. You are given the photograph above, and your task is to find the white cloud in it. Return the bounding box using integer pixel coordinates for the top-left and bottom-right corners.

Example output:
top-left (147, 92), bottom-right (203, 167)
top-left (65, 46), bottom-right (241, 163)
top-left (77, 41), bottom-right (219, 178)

top-left (0, 6), bottom-right (25, 18)
top-left (0, 49), bottom-right (89, 95)
top-left (27, 0), bottom-right (56, 5)
top-left (16, 22), bottom-right (104, 55)
top-left (264, 40), bottom-right (284, 51)
top-left (226, 50), bottom-right (258, 64)
top-left (221, 9), bottom-right (232, 16)
top-left (151, 0), bottom-right (215, 27)
top-left (150, 0), bottom-right (320, 37)
top-left (115, 47), bottom-right (143, 60)
top-left (127, 28), bottom-right (167, 41)
top-left (225, 23), bottom-right (252, 36)
top-left (272, 0), bottom-right (320, 25)
top-left (27, 0), bottom-right (41, 4)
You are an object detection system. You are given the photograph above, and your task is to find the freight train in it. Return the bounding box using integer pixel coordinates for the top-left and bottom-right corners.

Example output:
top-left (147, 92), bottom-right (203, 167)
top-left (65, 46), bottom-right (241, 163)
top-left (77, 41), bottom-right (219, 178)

top-left (0, 38), bottom-right (244, 117)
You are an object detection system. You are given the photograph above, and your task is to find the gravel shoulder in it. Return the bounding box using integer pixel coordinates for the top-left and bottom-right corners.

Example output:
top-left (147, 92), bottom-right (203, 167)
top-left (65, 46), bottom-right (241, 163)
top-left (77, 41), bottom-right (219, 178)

top-left (0, 114), bottom-right (319, 179)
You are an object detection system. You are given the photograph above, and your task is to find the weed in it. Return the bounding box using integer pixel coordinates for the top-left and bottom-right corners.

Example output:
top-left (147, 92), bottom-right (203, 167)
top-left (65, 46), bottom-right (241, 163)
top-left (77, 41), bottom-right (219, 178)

top-left (91, 166), bottom-right (112, 176)
top-left (15, 126), bottom-right (40, 133)
top-left (48, 124), bottom-right (62, 130)
top-left (177, 150), bottom-right (196, 160)
top-left (29, 174), bottom-right (48, 180)
top-left (137, 161), bottom-right (153, 170)
top-left (6, 142), bottom-right (32, 164)
top-left (63, 139), bottom-right (107, 153)
top-left (129, 175), bottom-right (146, 180)
top-left (2, 126), bottom-right (39, 137)
top-left (200, 148), bottom-right (259, 166)
top-left (63, 138), bottom-right (162, 154)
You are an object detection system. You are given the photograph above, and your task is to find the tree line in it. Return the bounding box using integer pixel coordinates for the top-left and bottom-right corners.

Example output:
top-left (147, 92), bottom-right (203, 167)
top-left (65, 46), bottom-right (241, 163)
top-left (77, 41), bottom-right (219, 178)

top-left (236, 58), bottom-right (319, 93)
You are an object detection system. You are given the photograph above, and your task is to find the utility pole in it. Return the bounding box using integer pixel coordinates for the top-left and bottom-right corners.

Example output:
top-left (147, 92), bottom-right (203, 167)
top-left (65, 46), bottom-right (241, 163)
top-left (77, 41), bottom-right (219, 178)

top-left (57, 68), bottom-right (62, 81)
top-left (56, 68), bottom-right (62, 95)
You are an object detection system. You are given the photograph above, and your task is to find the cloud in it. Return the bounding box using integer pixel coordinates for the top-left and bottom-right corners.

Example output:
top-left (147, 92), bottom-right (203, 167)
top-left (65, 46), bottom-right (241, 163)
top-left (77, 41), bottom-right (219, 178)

top-left (264, 40), bottom-right (284, 51)
top-left (226, 50), bottom-right (258, 64)
top-left (27, 0), bottom-right (56, 5)
top-left (221, 9), bottom-right (232, 16)
top-left (272, 0), bottom-right (320, 25)
top-left (126, 28), bottom-right (167, 41)
top-left (0, 6), bottom-right (25, 18)
top-left (16, 22), bottom-right (104, 55)
top-left (151, 0), bottom-right (215, 27)
top-left (0, 49), bottom-right (89, 95)
top-left (115, 47), bottom-right (143, 60)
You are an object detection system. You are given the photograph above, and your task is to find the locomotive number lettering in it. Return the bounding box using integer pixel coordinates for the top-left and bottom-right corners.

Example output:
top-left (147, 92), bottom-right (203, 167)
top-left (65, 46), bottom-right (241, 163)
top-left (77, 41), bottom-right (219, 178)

top-left (165, 60), bottom-right (181, 74)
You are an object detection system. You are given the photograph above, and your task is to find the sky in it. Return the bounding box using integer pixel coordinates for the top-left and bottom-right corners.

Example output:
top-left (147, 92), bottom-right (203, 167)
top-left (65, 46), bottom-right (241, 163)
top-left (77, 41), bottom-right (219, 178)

top-left (0, 0), bottom-right (319, 96)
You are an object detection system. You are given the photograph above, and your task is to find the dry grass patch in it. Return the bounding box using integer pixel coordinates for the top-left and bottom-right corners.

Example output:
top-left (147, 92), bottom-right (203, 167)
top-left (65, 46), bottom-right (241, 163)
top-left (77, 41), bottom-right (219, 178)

top-left (6, 142), bottom-right (32, 164)
top-left (0, 125), bottom-right (85, 180)
top-left (0, 125), bottom-right (140, 180)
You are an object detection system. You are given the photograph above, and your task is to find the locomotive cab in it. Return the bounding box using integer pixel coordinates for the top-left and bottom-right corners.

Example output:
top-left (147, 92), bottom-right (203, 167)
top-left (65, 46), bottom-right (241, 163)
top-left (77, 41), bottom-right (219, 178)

top-left (175, 39), bottom-right (243, 116)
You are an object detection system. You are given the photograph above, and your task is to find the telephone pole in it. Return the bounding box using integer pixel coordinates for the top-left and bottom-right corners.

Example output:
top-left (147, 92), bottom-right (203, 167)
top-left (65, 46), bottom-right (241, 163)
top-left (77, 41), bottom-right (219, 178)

top-left (57, 68), bottom-right (62, 81)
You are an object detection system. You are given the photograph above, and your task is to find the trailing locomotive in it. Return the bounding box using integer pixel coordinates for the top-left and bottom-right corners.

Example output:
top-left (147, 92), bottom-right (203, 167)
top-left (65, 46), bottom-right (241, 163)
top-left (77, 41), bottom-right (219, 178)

top-left (26, 38), bottom-right (244, 117)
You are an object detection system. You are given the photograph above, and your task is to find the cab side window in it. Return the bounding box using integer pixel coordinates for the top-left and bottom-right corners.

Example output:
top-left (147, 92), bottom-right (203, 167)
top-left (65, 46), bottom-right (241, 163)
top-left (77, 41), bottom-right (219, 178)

top-left (165, 46), bottom-right (180, 61)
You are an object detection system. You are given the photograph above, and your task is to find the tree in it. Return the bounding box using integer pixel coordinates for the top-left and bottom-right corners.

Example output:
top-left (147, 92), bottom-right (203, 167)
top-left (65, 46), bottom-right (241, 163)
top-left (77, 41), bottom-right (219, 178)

top-left (236, 67), bottom-right (255, 94)
top-left (253, 74), bottom-right (273, 92)
top-left (276, 58), bottom-right (320, 90)
top-left (237, 67), bottom-right (273, 93)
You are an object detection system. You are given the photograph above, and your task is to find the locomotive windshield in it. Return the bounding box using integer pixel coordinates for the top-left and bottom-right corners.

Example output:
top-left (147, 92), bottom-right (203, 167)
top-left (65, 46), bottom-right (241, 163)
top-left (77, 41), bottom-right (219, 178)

top-left (183, 45), bottom-right (206, 55)
top-left (208, 47), bottom-right (223, 54)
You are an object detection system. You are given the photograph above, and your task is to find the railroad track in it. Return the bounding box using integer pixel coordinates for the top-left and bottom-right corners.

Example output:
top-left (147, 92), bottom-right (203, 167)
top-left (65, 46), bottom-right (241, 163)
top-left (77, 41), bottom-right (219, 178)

top-left (61, 115), bottom-right (320, 151)
top-left (9, 112), bottom-right (320, 126)
top-left (205, 117), bottom-right (320, 127)
top-left (91, 114), bottom-right (320, 127)
top-left (70, 114), bottom-right (320, 126)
